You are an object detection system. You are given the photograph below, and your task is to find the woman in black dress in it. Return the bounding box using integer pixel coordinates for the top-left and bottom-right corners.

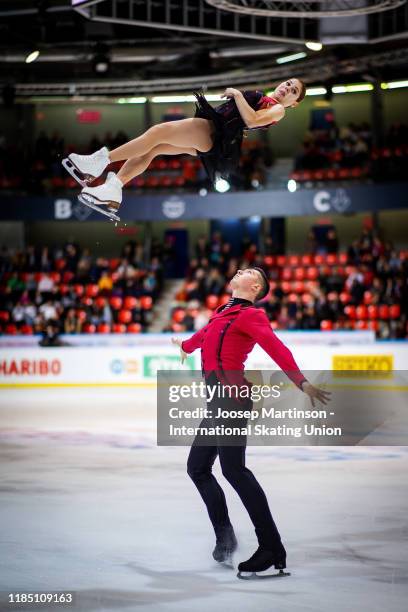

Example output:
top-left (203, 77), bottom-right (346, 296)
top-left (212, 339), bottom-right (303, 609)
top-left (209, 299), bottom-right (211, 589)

top-left (63, 78), bottom-right (306, 213)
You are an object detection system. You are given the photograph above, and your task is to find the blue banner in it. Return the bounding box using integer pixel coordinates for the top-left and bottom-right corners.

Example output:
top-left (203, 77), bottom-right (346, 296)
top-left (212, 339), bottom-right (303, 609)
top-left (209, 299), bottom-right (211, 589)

top-left (0, 183), bottom-right (406, 221)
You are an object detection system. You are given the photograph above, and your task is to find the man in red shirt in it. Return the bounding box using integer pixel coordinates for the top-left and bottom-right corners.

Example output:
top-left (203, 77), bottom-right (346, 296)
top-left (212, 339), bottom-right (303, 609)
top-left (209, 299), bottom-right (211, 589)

top-left (173, 267), bottom-right (330, 578)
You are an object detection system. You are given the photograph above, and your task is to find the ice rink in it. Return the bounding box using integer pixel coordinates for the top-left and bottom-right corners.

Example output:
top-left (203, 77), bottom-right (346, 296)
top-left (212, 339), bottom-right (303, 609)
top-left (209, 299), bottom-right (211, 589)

top-left (1, 387), bottom-right (407, 612)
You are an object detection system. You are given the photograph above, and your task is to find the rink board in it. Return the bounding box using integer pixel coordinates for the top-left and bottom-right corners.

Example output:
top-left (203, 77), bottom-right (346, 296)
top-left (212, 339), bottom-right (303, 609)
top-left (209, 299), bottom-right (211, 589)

top-left (0, 341), bottom-right (406, 387)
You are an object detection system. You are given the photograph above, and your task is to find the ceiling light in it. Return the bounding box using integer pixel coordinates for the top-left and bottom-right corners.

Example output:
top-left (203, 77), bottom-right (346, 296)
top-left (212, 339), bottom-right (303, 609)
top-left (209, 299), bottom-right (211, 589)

top-left (381, 80), bottom-right (408, 90)
top-left (287, 179), bottom-right (297, 193)
top-left (276, 52), bottom-right (307, 64)
top-left (305, 42), bottom-right (323, 52)
top-left (25, 50), bottom-right (40, 64)
top-left (306, 87), bottom-right (327, 96)
top-left (332, 83), bottom-right (374, 93)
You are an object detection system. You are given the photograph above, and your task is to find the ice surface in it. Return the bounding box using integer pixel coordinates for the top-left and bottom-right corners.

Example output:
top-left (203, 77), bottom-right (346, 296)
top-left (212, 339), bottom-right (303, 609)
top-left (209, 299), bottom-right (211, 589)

top-left (0, 388), bottom-right (407, 612)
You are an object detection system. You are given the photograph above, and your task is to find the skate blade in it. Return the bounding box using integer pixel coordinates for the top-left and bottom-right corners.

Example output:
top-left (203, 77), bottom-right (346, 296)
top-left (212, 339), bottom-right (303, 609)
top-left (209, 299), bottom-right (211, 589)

top-left (237, 569), bottom-right (291, 580)
top-left (78, 194), bottom-right (120, 222)
top-left (62, 158), bottom-right (94, 187)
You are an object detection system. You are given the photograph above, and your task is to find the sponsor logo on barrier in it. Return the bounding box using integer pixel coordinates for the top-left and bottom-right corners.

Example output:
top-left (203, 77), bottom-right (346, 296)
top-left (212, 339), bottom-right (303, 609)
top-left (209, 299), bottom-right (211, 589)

top-left (110, 359), bottom-right (139, 375)
top-left (313, 189), bottom-right (351, 213)
top-left (143, 355), bottom-right (194, 377)
top-left (332, 354), bottom-right (393, 375)
top-left (162, 196), bottom-right (186, 219)
top-left (0, 359), bottom-right (61, 376)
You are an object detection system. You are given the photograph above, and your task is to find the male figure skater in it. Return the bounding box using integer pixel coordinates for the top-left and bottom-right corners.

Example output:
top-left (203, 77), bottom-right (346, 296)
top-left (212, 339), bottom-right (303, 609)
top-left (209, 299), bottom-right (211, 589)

top-left (173, 267), bottom-right (330, 578)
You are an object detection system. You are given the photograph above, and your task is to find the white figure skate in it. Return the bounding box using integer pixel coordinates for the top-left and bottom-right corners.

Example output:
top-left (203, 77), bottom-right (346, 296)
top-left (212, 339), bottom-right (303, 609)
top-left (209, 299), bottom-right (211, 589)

top-left (62, 146), bottom-right (110, 187)
top-left (78, 172), bottom-right (123, 222)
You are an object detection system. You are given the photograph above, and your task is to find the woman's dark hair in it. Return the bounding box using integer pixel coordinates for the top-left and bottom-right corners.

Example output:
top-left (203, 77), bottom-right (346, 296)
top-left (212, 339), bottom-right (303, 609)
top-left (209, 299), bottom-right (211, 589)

top-left (296, 79), bottom-right (306, 103)
top-left (252, 267), bottom-right (270, 300)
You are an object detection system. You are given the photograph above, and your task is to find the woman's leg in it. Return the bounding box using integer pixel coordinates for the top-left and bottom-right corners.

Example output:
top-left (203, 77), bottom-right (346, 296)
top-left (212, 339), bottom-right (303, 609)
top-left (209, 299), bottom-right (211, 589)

top-left (109, 118), bottom-right (214, 162)
top-left (117, 143), bottom-right (197, 185)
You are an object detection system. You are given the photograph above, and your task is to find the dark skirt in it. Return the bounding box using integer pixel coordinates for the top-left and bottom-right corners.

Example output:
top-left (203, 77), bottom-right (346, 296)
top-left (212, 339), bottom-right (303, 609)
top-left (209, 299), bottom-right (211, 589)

top-left (193, 91), bottom-right (247, 184)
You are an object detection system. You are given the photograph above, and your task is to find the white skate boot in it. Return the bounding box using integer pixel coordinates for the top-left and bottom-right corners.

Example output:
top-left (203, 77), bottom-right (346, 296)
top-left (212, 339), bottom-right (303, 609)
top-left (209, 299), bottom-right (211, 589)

top-left (62, 146), bottom-right (110, 187)
top-left (78, 172), bottom-right (123, 222)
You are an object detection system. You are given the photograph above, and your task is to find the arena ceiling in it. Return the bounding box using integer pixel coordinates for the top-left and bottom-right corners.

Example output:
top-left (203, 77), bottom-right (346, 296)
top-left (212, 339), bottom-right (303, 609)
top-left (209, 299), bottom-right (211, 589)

top-left (0, 0), bottom-right (407, 96)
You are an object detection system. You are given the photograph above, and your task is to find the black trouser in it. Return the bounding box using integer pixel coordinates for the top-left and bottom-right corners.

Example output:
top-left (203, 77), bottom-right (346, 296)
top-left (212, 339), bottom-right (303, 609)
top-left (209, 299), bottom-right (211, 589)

top-left (187, 389), bottom-right (284, 552)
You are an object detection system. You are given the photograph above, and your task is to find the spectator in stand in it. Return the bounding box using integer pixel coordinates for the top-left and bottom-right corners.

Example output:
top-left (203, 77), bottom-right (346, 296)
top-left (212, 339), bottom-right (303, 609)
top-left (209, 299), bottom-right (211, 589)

top-left (98, 270), bottom-right (113, 293)
top-left (38, 273), bottom-right (55, 299)
top-left (326, 229), bottom-right (339, 254)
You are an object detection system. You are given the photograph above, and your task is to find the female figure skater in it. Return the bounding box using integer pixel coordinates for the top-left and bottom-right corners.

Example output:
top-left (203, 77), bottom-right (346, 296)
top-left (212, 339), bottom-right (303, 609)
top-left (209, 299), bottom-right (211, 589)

top-left (62, 78), bottom-right (305, 219)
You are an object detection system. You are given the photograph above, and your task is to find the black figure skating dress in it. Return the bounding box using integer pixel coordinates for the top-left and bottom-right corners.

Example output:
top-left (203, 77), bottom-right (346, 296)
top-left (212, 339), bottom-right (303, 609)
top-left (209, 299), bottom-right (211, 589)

top-left (193, 89), bottom-right (279, 184)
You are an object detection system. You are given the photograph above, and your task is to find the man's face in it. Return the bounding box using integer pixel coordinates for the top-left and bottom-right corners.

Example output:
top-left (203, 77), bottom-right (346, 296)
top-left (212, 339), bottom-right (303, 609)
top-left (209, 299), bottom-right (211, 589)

top-left (230, 268), bottom-right (263, 295)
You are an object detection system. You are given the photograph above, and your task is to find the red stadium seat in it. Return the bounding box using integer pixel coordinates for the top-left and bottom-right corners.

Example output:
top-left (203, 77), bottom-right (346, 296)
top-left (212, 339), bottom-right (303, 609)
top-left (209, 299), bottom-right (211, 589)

top-left (20, 324), bottom-right (33, 335)
top-left (270, 321), bottom-right (279, 330)
top-left (276, 255), bottom-right (286, 267)
top-left (288, 255), bottom-right (300, 266)
top-left (86, 284), bottom-right (99, 298)
top-left (367, 305), bottom-right (378, 319)
top-left (314, 254), bottom-right (325, 266)
top-left (127, 323), bottom-right (142, 333)
top-left (50, 272), bottom-right (61, 283)
top-left (339, 292), bottom-right (350, 304)
top-left (109, 258), bottom-right (120, 271)
top-left (0, 311), bottom-right (10, 323)
top-left (344, 305), bottom-right (356, 319)
top-left (112, 323), bottom-right (126, 333)
top-left (55, 258), bottom-right (66, 270)
top-left (320, 320), bottom-right (333, 331)
top-left (280, 281), bottom-right (291, 294)
top-left (306, 267), bottom-right (318, 280)
top-left (219, 294), bottom-right (231, 306)
top-left (82, 323), bottom-right (96, 334)
top-left (281, 267), bottom-right (292, 281)
top-left (294, 268), bottom-right (305, 281)
top-left (288, 293), bottom-right (298, 303)
top-left (63, 271), bottom-right (74, 283)
top-left (338, 253), bottom-right (348, 265)
top-left (389, 304), bottom-right (400, 319)
top-left (118, 309), bottom-right (132, 324)
top-left (172, 309), bottom-right (186, 324)
top-left (124, 296), bottom-right (138, 310)
top-left (293, 281), bottom-right (305, 294)
top-left (97, 323), bottom-right (111, 334)
top-left (81, 297), bottom-right (93, 307)
top-left (363, 291), bottom-right (373, 305)
top-left (206, 295), bottom-right (219, 310)
top-left (378, 305), bottom-right (390, 319)
top-left (74, 284), bottom-right (84, 297)
top-left (301, 254), bottom-right (313, 266)
top-left (174, 176), bottom-right (185, 187)
top-left (95, 296), bottom-right (107, 309)
top-left (109, 296), bottom-right (123, 310)
top-left (58, 284), bottom-right (70, 295)
top-left (368, 320), bottom-right (379, 332)
top-left (264, 256), bottom-right (275, 267)
top-left (140, 296), bottom-right (153, 310)
top-left (5, 324), bottom-right (18, 335)
top-left (326, 254), bottom-right (337, 266)
top-left (356, 305), bottom-right (368, 320)
top-left (301, 293), bottom-right (312, 304)
top-left (355, 320), bottom-right (368, 330)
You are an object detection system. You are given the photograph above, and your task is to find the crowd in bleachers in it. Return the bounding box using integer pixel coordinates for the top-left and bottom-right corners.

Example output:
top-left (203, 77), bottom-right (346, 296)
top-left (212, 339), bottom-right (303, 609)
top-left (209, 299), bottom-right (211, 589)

top-left (291, 122), bottom-right (408, 183)
top-left (0, 240), bottom-right (163, 339)
top-left (163, 228), bottom-right (407, 340)
top-left (0, 130), bottom-right (270, 194)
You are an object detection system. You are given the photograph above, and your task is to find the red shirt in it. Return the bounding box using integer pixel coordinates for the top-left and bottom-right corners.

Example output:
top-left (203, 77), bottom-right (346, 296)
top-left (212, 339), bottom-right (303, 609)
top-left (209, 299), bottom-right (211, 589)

top-left (181, 303), bottom-right (306, 389)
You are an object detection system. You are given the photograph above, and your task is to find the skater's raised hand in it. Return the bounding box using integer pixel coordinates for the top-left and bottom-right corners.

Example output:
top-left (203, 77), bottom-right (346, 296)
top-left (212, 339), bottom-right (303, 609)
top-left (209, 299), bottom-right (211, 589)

top-left (171, 337), bottom-right (187, 364)
top-left (302, 382), bottom-right (331, 407)
top-left (221, 87), bottom-right (241, 99)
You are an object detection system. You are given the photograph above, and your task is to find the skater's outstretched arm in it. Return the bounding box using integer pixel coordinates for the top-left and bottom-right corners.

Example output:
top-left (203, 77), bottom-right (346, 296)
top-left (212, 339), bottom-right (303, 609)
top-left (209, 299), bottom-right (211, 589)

top-left (241, 309), bottom-right (331, 405)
